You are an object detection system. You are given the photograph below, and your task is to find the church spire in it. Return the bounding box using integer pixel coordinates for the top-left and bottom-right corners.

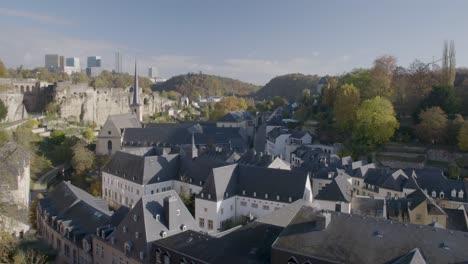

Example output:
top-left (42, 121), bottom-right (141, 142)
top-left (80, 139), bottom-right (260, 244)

top-left (132, 60), bottom-right (140, 106)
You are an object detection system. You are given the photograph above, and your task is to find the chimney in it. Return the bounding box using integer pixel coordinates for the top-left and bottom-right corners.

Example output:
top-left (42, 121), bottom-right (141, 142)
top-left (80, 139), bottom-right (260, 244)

top-left (164, 195), bottom-right (178, 230)
top-left (316, 212), bottom-right (331, 230)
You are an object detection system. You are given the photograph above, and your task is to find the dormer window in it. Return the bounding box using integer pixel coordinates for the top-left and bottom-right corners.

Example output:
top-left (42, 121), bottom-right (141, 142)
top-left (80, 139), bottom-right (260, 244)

top-left (133, 214), bottom-right (138, 222)
top-left (277, 195), bottom-right (280, 201)
top-left (181, 224), bottom-right (187, 231)
top-left (176, 209), bottom-right (180, 216)
top-left (265, 193), bottom-right (268, 199)
top-left (135, 232), bottom-right (139, 239)
top-left (189, 178), bottom-right (192, 183)
top-left (157, 177), bottom-right (160, 181)
top-left (289, 197), bottom-right (292, 202)
top-left (208, 194), bottom-right (211, 199)
top-left (431, 191), bottom-right (436, 198)
top-left (123, 226), bottom-right (127, 233)
top-left (200, 181), bottom-right (203, 185)
top-left (452, 189), bottom-right (457, 198)
top-left (201, 193), bottom-right (204, 198)
top-left (253, 192), bottom-right (256, 197)
top-left (124, 242), bottom-right (132, 255)
top-left (225, 192), bottom-right (228, 198)
top-left (459, 190), bottom-right (464, 199)
top-left (440, 192), bottom-right (444, 199)
top-left (242, 190), bottom-right (246, 195)
top-left (160, 231), bottom-right (167, 238)
top-left (139, 251), bottom-right (144, 260)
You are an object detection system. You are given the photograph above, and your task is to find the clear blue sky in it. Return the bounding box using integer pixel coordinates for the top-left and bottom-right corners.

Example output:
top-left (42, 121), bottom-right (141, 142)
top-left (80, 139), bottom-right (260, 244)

top-left (0, 0), bottom-right (467, 84)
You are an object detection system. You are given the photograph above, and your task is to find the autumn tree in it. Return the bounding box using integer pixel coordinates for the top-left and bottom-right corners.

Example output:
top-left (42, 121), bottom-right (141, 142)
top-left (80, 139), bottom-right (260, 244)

top-left (322, 77), bottom-right (339, 107)
top-left (441, 40), bottom-right (456, 87)
top-left (416, 107), bottom-right (448, 144)
top-left (210, 97), bottom-right (248, 121)
top-left (71, 142), bottom-right (95, 176)
top-left (0, 59), bottom-right (7, 77)
top-left (353, 96), bottom-right (399, 147)
top-left (82, 128), bottom-right (95, 142)
top-left (366, 55), bottom-right (397, 99)
top-left (458, 121), bottom-right (468, 151)
top-left (333, 84), bottom-right (360, 130)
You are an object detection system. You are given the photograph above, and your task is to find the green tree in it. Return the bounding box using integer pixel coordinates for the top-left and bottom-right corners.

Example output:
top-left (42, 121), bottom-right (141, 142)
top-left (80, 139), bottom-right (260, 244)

top-left (0, 59), bottom-right (8, 77)
top-left (417, 85), bottom-right (460, 117)
top-left (441, 40), bottom-right (456, 87)
top-left (49, 130), bottom-right (66, 145)
top-left (210, 97), bottom-right (248, 121)
top-left (0, 99), bottom-right (7, 121)
top-left (0, 130), bottom-right (10, 146)
top-left (82, 128), bottom-right (95, 142)
top-left (448, 114), bottom-right (464, 146)
top-left (458, 121), bottom-right (468, 151)
top-left (353, 96), bottom-right (399, 147)
top-left (333, 84), bottom-right (360, 130)
top-left (447, 161), bottom-right (461, 180)
top-left (416, 107), bottom-right (448, 144)
top-left (70, 142), bottom-right (95, 176)
top-left (339, 69), bottom-right (371, 98)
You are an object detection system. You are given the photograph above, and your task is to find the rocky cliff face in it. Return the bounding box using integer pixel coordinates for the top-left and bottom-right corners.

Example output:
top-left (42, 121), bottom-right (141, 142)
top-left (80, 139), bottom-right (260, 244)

top-left (0, 92), bottom-right (28, 122)
top-left (53, 85), bottom-right (174, 126)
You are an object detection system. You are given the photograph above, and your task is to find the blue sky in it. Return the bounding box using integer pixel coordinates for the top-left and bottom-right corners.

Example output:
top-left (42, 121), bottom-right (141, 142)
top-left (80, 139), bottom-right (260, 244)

top-left (0, 0), bottom-right (467, 84)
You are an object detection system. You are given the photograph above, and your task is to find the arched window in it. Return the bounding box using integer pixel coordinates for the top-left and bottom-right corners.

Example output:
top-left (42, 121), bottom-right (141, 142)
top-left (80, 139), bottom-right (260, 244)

top-left (20, 85), bottom-right (24, 93)
top-left (107, 140), bottom-right (112, 153)
top-left (439, 192), bottom-right (444, 199)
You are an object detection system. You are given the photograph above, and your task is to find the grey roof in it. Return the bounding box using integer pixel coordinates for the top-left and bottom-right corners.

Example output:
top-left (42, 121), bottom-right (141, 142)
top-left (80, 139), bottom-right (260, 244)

top-left (237, 149), bottom-right (275, 167)
top-left (199, 164), bottom-right (309, 203)
top-left (39, 181), bottom-right (112, 246)
top-left (109, 190), bottom-right (199, 261)
top-left (108, 113), bottom-right (142, 130)
top-left (219, 111), bottom-right (254, 122)
top-left (391, 248), bottom-right (428, 264)
top-left (315, 174), bottom-right (352, 202)
top-left (153, 201), bottom-right (313, 264)
top-left (272, 206), bottom-right (468, 264)
top-left (123, 122), bottom-right (247, 151)
top-left (351, 196), bottom-right (386, 218)
top-left (363, 168), bottom-right (409, 192)
top-left (410, 168), bottom-right (468, 203)
top-left (104, 150), bottom-right (179, 185)
top-left (445, 208), bottom-right (468, 232)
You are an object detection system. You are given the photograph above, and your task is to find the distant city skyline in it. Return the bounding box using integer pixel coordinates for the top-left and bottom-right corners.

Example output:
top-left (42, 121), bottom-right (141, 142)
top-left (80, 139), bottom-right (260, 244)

top-left (1, 1), bottom-right (468, 84)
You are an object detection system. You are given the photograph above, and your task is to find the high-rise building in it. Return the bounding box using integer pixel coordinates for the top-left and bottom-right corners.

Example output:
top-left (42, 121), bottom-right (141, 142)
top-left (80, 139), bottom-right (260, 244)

top-left (86, 56), bottom-right (102, 77)
top-left (45, 54), bottom-right (61, 71)
top-left (66, 57), bottom-right (80, 67)
top-left (115, 52), bottom-right (123, 73)
top-left (64, 57), bottom-right (81, 75)
top-left (148, 67), bottom-right (158, 79)
top-left (87, 56), bottom-right (102, 68)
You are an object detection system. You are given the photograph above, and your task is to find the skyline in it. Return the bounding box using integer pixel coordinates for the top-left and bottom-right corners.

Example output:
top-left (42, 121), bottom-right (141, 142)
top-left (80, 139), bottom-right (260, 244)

top-left (1, 0), bottom-right (468, 84)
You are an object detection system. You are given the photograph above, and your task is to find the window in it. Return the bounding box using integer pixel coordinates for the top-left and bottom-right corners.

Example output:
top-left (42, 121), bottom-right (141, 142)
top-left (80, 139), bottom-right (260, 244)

top-left (416, 214), bottom-right (422, 221)
top-left (274, 207), bottom-right (281, 211)
top-left (263, 205), bottom-right (269, 210)
top-left (253, 192), bottom-right (256, 197)
top-left (199, 218), bottom-right (205, 228)
top-left (208, 194), bottom-right (211, 199)
top-left (276, 195), bottom-right (280, 201)
top-left (135, 232), bottom-right (139, 239)
top-left (240, 201), bottom-right (247, 206)
top-left (151, 190), bottom-right (154, 194)
top-left (386, 192), bottom-right (391, 197)
top-left (208, 220), bottom-right (214, 230)
top-left (204, 208), bottom-right (207, 212)
top-left (225, 192), bottom-right (229, 198)
top-left (156, 249), bottom-right (162, 264)
top-left (452, 189), bottom-right (457, 198)
top-left (289, 197), bottom-right (292, 202)
top-left (335, 203), bottom-right (342, 212)
top-left (136, 189), bottom-right (140, 195)
top-left (220, 208), bottom-right (224, 215)
top-left (242, 190), bottom-right (246, 195)
top-left (251, 203), bottom-right (258, 208)
top-left (440, 192), bottom-right (444, 198)
top-left (459, 190), bottom-right (464, 199)
top-left (164, 253), bottom-right (171, 264)
top-left (124, 242), bottom-right (132, 255)
top-left (108, 130), bottom-right (111, 135)
top-left (431, 191), bottom-right (436, 198)
top-left (265, 193), bottom-right (268, 199)
top-left (230, 204), bottom-right (233, 211)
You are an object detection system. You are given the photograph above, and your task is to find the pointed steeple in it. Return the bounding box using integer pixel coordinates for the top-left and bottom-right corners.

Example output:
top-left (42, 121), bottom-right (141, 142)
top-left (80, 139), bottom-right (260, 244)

top-left (191, 133), bottom-right (198, 159)
top-left (131, 60), bottom-right (140, 106)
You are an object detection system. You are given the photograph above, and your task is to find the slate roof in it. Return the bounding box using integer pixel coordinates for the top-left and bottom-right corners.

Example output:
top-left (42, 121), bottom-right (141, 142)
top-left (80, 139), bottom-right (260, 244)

top-left (39, 181), bottom-right (112, 246)
top-left (122, 122), bottom-right (247, 151)
top-left (237, 149), bottom-right (275, 167)
top-left (410, 168), bottom-right (468, 203)
top-left (199, 164), bottom-right (309, 203)
top-left (153, 200), bottom-right (313, 264)
top-left (444, 208), bottom-right (468, 232)
top-left (363, 168), bottom-right (409, 192)
top-left (104, 150), bottom-right (179, 185)
top-left (315, 175), bottom-right (352, 203)
top-left (219, 111), bottom-right (254, 122)
top-left (108, 191), bottom-right (199, 261)
top-left (108, 113), bottom-right (142, 130)
top-left (272, 206), bottom-right (468, 264)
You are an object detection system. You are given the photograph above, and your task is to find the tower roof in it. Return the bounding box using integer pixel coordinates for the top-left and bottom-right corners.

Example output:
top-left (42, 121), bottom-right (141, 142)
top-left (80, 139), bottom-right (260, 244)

top-left (132, 60), bottom-right (140, 106)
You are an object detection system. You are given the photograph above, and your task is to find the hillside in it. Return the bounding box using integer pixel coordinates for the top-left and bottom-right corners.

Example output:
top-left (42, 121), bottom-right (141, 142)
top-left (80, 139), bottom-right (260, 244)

top-left (153, 73), bottom-right (259, 99)
top-left (256, 73), bottom-right (320, 101)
